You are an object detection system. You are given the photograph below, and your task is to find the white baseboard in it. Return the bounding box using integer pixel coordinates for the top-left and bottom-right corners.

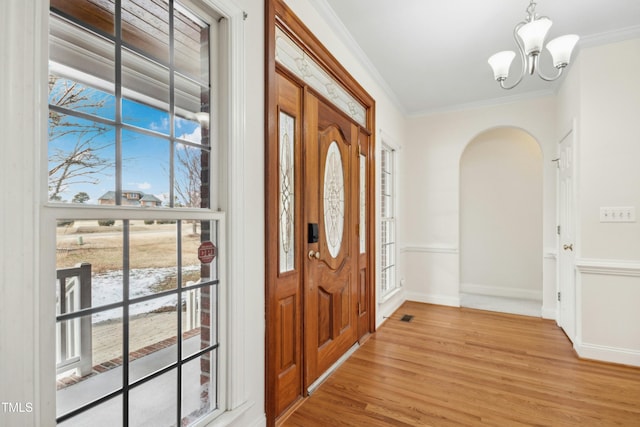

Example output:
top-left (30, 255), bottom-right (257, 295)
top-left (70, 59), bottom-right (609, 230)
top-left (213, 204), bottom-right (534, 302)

top-left (405, 292), bottom-right (460, 307)
top-left (376, 291), bottom-right (406, 328)
top-left (541, 306), bottom-right (557, 320)
top-left (460, 283), bottom-right (542, 301)
top-left (575, 342), bottom-right (640, 367)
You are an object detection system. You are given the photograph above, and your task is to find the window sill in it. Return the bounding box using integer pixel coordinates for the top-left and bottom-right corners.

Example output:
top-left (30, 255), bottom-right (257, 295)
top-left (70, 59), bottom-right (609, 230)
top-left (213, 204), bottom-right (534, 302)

top-left (379, 286), bottom-right (402, 304)
top-left (196, 400), bottom-right (255, 427)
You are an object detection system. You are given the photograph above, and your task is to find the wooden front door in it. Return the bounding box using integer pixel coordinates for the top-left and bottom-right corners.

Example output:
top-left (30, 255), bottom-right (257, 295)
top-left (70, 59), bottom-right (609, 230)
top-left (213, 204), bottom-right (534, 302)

top-left (303, 92), bottom-right (359, 386)
top-left (266, 2), bottom-right (376, 424)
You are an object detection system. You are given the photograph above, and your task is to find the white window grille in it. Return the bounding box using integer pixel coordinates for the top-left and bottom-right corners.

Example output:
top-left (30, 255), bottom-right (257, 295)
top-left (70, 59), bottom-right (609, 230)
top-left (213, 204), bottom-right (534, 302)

top-left (380, 144), bottom-right (397, 297)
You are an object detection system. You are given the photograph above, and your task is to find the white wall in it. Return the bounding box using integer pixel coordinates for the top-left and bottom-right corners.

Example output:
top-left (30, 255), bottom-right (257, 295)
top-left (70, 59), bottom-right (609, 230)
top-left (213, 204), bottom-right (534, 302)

top-left (460, 128), bottom-right (543, 300)
top-left (403, 96), bottom-right (558, 317)
top-left (558, 38), bottom-right (640, 366)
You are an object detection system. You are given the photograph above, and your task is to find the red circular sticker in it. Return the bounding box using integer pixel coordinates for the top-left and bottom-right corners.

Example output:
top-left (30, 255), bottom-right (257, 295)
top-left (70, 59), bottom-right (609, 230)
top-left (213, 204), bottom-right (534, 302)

top-left (198, 241), bottom-right (217, 264)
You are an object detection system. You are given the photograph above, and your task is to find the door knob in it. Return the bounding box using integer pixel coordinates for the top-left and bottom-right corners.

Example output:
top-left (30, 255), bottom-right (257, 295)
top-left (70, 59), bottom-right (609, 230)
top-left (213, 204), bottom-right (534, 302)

top-left (308, 250), bottom-right (320, 260)
top-left (563, 244), bottom-right (573, 251)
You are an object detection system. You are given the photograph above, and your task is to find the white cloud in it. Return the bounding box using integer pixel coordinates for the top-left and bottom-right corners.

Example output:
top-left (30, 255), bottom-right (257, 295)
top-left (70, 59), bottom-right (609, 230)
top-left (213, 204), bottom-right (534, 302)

top-left (137, 182), bottom-right (151, 190)
top-left (150, 117), bottom-right (170, 132)
top-left (178, 127), bottom-right (202, 145)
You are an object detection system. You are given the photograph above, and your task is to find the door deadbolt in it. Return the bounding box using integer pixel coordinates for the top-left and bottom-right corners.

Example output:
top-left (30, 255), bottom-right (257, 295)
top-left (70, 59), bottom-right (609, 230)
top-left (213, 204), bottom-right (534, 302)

top-left (308, 250), bottom-right (320, 260)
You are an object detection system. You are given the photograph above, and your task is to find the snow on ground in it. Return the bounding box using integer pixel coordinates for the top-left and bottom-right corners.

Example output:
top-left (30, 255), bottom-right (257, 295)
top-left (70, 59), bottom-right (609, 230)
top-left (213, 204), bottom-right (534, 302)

top-left (91, 265), bottom-right (200, 323)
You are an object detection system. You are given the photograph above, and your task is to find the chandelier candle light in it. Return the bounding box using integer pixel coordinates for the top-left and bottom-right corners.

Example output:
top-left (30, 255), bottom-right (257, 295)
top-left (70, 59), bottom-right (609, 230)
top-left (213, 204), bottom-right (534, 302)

top-left (488, 0), bottom-right (579, 89)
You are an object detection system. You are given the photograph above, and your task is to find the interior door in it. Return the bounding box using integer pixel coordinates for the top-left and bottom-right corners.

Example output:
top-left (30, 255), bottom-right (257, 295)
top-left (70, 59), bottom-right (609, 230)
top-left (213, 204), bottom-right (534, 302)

top-left (304, 91), bottom-right (359, 387)
top-left (558, 129), bottom-right (576, 342)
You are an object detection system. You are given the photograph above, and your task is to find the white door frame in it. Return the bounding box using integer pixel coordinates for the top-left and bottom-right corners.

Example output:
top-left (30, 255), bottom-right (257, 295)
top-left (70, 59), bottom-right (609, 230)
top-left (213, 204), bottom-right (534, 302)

top-left (556, 121), bottom-right (578, 342)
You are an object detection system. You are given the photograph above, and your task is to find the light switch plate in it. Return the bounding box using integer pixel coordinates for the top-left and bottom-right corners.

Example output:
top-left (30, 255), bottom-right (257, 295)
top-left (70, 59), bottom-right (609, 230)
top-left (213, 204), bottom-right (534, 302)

top-left (599, 207), bottom-right (636, 223)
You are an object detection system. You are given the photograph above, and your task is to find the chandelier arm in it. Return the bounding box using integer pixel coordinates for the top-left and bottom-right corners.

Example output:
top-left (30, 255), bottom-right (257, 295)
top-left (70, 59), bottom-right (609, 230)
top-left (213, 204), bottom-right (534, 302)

top-left (537, 65), bottom-right (564, 82)
top-left (498, 21), bottom-right (527, 90)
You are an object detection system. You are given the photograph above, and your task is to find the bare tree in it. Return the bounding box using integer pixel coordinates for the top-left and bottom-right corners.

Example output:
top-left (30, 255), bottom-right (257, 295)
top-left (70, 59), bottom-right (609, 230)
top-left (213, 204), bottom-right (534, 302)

top-left (48, 75), bottom-right (113, 201)
top-left (175, 145), bottom-right (202, 209)
top-left (175, 145), bottom-right (203, 234)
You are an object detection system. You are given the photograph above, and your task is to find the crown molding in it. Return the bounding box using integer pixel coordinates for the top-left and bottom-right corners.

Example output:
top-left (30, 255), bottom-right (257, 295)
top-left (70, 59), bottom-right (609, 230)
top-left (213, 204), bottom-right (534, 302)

top-left (409, 88), bottom-right (556, 118)
top-left (579, 24), bottom-right (640, 49)
top-left (307, 0), bottom-right (407, 115)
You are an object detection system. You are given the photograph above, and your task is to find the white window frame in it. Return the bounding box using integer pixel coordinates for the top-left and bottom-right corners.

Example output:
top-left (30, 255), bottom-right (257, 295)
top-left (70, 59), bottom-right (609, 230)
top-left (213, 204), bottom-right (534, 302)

top-left (378, 136), bottom-right (400, 302)
top-left (39, 0), bottom-right (250, 425)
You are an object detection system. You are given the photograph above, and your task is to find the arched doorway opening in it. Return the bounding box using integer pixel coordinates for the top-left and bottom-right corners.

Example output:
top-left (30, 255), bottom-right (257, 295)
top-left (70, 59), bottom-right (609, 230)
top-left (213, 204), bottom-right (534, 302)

top-left (459, 127), bottom-right (543, 316)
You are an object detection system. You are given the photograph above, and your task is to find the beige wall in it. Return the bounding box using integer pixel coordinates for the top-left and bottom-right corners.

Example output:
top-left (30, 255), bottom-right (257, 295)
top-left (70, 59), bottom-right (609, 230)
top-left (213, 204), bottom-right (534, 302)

top-left (558, 38), bottom-right (640, 365)
top-left (402, 96), bottom-right (558, 315)
top-left (460, 128), bottom-right (543, 300)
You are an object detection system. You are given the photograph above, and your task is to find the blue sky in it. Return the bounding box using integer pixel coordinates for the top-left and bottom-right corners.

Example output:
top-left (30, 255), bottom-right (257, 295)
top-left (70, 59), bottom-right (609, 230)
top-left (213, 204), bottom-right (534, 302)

top-left (48, 77), bottom-right (203, 205)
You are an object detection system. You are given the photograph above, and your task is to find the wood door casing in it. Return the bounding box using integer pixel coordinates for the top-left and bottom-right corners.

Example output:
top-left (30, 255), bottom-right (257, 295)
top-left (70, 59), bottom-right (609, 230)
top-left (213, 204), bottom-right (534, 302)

top-left (266, 2), bottom-right (376, 425)
top-left (304, 92), bottom-right (359, 385)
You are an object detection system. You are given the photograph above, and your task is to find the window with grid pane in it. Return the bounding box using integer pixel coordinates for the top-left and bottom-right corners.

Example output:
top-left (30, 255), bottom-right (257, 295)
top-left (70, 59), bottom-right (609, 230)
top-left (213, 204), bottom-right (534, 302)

top-left (49, 1), bottom-right (224, 425)
top-left (380, 144), bottom-right (396, 296)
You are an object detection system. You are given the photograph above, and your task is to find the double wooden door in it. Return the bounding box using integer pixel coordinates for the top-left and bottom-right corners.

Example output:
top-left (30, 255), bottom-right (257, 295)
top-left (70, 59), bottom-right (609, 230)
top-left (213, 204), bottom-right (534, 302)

top-left (267, 70), bottom-right (372, 422)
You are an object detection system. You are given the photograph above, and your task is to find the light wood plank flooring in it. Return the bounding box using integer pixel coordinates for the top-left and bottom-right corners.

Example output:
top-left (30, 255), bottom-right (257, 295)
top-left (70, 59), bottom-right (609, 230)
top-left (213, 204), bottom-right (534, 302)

top-left (283, 301), bottom-right (640, 426)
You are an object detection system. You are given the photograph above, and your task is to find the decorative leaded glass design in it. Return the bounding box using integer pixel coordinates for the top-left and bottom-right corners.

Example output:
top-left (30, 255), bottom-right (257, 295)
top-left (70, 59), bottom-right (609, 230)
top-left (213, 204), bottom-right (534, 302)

top-left (359, 154), bottom-right (366, 254)
top-left (279, 112), bottom-right (295, 273)
top-left (323, 142), bottom-right (344, 258)
top-left (275, 27), bottom-right (366, 127)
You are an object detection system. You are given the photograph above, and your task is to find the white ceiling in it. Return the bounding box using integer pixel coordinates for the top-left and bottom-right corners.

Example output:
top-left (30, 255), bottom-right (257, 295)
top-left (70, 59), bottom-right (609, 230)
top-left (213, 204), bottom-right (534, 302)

top-left (315, 0), bottom-right (640, 115)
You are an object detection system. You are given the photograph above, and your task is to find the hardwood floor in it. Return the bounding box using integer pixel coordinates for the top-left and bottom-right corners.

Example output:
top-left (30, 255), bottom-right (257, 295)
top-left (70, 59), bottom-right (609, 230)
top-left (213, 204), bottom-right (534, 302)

top-left (283, 301), bottom-right (640, 426)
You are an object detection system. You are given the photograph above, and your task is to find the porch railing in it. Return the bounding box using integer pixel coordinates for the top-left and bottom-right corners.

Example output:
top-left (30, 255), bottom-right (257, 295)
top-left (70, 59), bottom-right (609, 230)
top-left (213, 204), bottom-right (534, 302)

top-left (56, 263), bottom-right (92, 377)
top-left (185, 284), bottom-right (201, 330)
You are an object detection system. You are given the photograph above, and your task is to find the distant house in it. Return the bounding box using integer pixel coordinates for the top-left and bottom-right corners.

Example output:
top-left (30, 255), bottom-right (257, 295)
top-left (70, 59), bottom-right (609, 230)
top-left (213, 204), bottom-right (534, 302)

top-left (98, 190), bottom-right (163, 207)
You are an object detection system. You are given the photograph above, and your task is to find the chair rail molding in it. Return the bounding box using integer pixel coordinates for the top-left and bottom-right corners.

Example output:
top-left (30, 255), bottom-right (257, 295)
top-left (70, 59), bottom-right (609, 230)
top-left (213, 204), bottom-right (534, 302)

top-left (401, 245), bottom-right (459, 255)
top-left (575, 258), bottom-right (640, 277)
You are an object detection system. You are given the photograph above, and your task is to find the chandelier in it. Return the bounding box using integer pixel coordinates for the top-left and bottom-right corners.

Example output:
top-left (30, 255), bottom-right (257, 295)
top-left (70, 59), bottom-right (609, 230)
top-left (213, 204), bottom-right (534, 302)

top-left (488, 0), bottom-right (579, 89)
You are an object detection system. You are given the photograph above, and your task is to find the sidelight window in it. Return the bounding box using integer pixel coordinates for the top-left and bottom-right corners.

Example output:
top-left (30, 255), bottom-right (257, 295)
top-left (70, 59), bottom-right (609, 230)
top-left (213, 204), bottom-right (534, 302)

top-left (380, 144), bottom-right (397, 297)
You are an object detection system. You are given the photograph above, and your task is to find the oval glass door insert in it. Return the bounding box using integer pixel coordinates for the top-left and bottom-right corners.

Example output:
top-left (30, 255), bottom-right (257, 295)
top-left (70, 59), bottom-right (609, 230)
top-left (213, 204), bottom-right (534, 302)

top-left (323, 141), bottom-right (344, 258)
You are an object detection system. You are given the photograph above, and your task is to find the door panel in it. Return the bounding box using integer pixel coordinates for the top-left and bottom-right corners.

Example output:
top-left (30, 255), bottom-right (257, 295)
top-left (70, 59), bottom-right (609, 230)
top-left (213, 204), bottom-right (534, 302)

top-left (269, 71), bottom-right (303, 416)
top-left (304, 92), bottom-right (359, 386)
top-left (357, 130), bottom-right (371, 340)
top-left (558, 129), bottom-right (576, 342)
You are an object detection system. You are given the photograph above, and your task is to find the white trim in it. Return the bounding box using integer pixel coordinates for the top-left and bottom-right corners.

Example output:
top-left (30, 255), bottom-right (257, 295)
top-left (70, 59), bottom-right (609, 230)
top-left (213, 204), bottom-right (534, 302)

top-left (207, 0), bottom-right (248, 411)
top-left (379, 129), bottom-right (402, 152)
top-left (575, 342), bottom-right (640, 368)
top-left (543, 248), bottom-right (557, 260)
top-left (378, 286), bottom-right (402, 304)
top-left (410, 89), bottom-right (556, 118)
top-left (460, 283), bottom-right (542, 301)
top-left (405, 292), bottom-right (460, 308)
top-left (579, 24), bottom-right (640, 49)
top-left (541, 306), bottom-right (556, 320)
top-left (575, 258), bottom-right (640, 277)
top-left (195, 399), bottom-right (255, 427)
top-left (376, 289), bottom-right (406, 328)
top-left (401, 245), bottom-right (459, 255)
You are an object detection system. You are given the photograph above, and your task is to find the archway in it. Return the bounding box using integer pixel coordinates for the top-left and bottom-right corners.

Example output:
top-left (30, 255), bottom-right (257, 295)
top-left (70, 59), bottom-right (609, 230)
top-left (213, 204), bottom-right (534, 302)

top-left (459, 127), bottom-right (543, 315)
